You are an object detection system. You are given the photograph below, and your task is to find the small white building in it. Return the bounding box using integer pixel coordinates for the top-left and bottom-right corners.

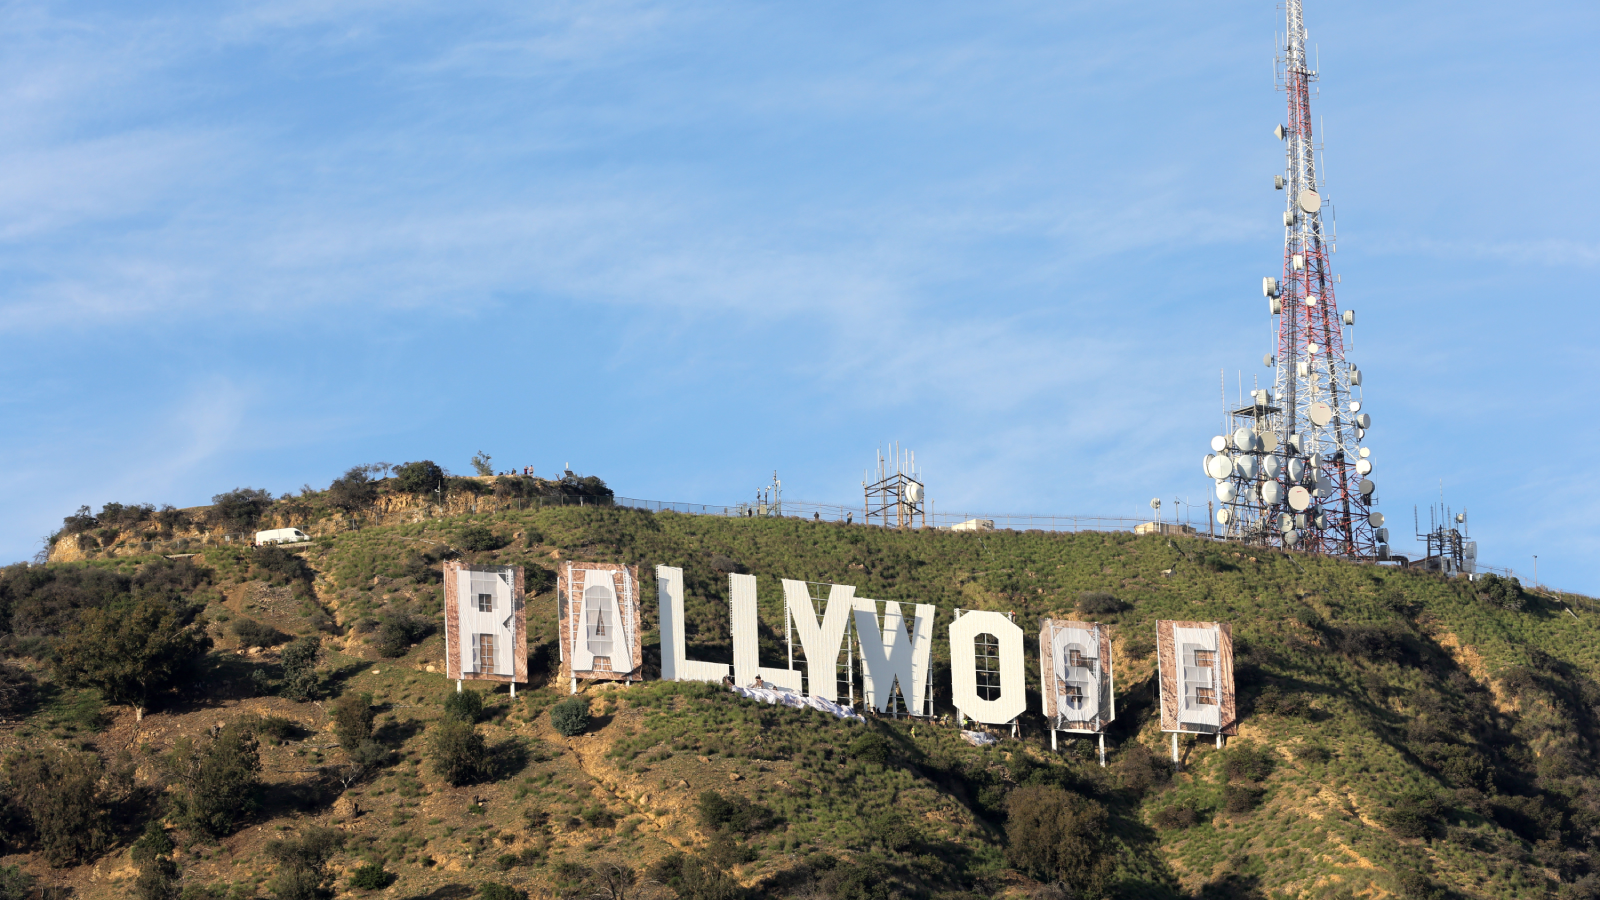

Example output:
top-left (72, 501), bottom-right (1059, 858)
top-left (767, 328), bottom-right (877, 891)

top-left (949, 518), bottom-right (995, 532)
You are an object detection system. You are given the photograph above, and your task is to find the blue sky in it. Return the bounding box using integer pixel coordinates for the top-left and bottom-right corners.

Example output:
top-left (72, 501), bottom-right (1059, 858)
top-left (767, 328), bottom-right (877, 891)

top-left (2, 0), bottom-right (1596, 593)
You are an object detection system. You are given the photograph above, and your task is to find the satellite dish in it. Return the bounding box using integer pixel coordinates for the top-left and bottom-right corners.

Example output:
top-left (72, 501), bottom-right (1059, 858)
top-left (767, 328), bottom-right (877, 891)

top-left (1369, 512), bottom-right (1385, 528)
top-left (1261, 481), bottom-right (1284, 504)
top-left (1203, 453), bottom-right (1216, 477)
top-left (1207, 456), bottom-right (1234, 479)
top-left (1359, 478), bottom-right (1376, 496)
top-left (1355, 459), bottom-right (1372, 475)
top-left (1309, 402), bottom-right (1333, 426)
top-left (1262, 276), bottom-right (1279, 297)
top-left (1455, 513), bottom-right (1466, 524)
top-left (1262, 455), bottom-right (1281, 478)
top-left (1350, 368), bottom-right (1362, 385)
top-left (1284, 210), bottom-right (1296, 227)
top-left (1264, 354), bottom-right (1276, 367)
top-left (1308, 452), bottom-right (1324, 468)
top-left (1287, 458), bottom-right (1305, 482)
top-left (1308, 342), bottom-right (1321, 355)
top-left (1355, 413), bottom-right (1371, 429)
top-left (1150, 498), bottom-right (1161, 510)
top-left (1211, 435), bottom-right (1227, 453)
top-left (1349, 400), bottom-right (1362, 413)
top-left (1342, 309), bottom-right (1355, 326)
top-left (1233, 428), bottom-right (1256, 451)
top-left (1314, 511), bottom-right (1328, 529)
top-left (1275, 124), bottom-right (1286, 140)
top-left (1277, 512), bottom-right (1293, 532)
top-left (1261, 432), bottom-right (1279, 452)
top-left (905, 482), bottom-right (924, 504)
top-left (1356, 427), bottom-right (1365, 439)
top-left (1288, 486), bottom-right (1312, 511)
top-left (1274, 175), bottom-right (1285, 190)
top-left (1298, 188), bottom-right (1322, 213)
top-left (1284, 528), bottom-right (1300, 546)
top-left (1218, 508), bottom-right (1233, 524)
top-left (1269, 297), bottom-right (1283, 315)
top-left (1304, 294), bottom-right (1318, 306)
top-left (1359, 447), bottom-right (1370, 459)
top-left (1237, 455), bottom-right (1259, 479)
top-left (1315, 476), bottom-right (1332, 497)
top-left (1216, 483), bottom-right (1238, 502)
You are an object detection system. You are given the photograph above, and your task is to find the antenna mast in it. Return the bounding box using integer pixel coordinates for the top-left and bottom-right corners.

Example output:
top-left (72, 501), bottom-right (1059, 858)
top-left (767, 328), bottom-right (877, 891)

top-left (1200, 0), bottom-right (1384, 560)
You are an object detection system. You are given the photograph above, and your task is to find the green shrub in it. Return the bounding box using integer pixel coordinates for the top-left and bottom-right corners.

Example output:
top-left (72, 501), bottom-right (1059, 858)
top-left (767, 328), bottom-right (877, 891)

top-left (2, 748), bottom-right (113, 865)
top-left (1003, 785), bottom-right (1113, 895)
top-left (372, 615), bottom-right (429, 657)
top-left (0, 865), bottom-right (34, 900)
top-left (394, 461), bottom-right (446, 495)
top-left (1222, 783), bottom-right (1264, 815)
top-left (53, 595), bottom-right (212, 719)
top-left (478, 883), bottom-right (528, 900)
top-left (1152, 804), bottom-right (1200, 829)
top-left (429, 718), bottom-right (490, 786)
top-left (458, 526), bottom-right (506, 552)
top-left (550, 697), bottom-right (590, 737)
top-left (171, 724), bottom-right (261, 838)
top-left (266, 827), bottom-right (344, 900)
top-left (848, 731), bottom-right (890, 765)
top-left (327, 467), bottom-right (379, 512)
top-left (231, 618), bottom-right (287, 648)
top-left (1223, 744), bottom-right (1276, 782)
top-left (347, 863), bottom-right (395, 890)
top-left (279, 636), bottom-right (322, 701)
top-left (1476, 574), bottom-right (1525, 611)
top-left (209, 488), bottom-right (275, 531)
top-left (443, 689), bottom-right (486, 723)
top-left (1076, 591), bottom-right (1124, 614)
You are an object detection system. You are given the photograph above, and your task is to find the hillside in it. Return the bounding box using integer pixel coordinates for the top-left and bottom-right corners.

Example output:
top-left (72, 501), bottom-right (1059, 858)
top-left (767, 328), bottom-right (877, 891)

top-left (4, 481), bottom-right (1600, 900)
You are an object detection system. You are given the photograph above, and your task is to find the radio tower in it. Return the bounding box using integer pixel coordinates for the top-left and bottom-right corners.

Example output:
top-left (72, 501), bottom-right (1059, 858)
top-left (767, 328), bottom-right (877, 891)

top-left (1200, 0), bottom-right (1388, 560)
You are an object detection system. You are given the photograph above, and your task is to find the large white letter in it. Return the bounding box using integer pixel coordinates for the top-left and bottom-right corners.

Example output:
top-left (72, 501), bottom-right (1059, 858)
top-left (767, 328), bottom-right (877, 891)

top-left (950, 609), bottom-right (1026, 724)
top-left (656, 565), bottom-right (730, 683)
top-left (782, 579), bottom-right (854, 701)
top-left (852, 599), bottom-right (935, 714)
top-left (730, 574), bottom-right (803, 691)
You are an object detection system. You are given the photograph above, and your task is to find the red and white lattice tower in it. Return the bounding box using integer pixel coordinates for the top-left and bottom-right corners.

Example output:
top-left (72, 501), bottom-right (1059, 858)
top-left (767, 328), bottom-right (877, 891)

top-left (1200, 0), bottom-right (1388, 559)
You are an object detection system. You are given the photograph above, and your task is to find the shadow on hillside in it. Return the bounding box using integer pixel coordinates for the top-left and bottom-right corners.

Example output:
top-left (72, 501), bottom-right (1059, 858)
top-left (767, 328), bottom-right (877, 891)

top-left (373, 715), bottom-right (425, 746)
top-left (399, 885), bottom-right (473, 900)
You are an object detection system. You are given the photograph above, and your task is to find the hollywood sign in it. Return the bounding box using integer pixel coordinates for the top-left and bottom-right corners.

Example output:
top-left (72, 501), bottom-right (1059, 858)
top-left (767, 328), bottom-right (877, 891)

top-left (445, 561), bottom-right (1236, 740)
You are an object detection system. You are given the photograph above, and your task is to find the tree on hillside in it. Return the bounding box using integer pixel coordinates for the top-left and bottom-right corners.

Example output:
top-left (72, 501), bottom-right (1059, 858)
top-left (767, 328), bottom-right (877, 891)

top-left (170, 724), bottom-right (261, 838)
top-left (394, 460), bottom-right (446, 496)
top-left (210, 488), bottom-right (275, 531)
top-left (1004, 784), bottom-right (1114, 896)
top-left (326, 466), bottom-right (378, 512)
top-left (471, 451), bottom-right (494, 476)
top-left (53, 596), bottom-right (211, 721)
top-left (2, 748), bottom-right (116, 866)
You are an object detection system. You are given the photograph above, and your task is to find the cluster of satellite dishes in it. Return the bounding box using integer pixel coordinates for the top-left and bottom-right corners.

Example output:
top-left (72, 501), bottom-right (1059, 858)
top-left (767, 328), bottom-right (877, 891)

top-left (1200, 389), bottom-right (1387, 554)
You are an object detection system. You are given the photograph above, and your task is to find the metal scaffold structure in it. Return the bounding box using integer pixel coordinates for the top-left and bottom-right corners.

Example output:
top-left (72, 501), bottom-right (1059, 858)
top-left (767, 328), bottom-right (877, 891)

top-left (1201, 0), bottom-right (1386, 560)
top-left (864, 443), bottom-right (925, 529)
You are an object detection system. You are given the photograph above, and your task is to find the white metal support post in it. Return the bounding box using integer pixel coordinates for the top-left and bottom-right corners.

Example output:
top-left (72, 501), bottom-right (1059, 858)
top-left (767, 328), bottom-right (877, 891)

top-left (1171, 732), bottom-right (1181, 769)
top-left (1098, 734), bottom-right (1106, 767)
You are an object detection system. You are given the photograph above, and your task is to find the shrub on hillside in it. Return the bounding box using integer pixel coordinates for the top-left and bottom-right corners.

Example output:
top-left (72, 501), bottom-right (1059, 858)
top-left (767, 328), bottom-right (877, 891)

top-left (443, 689), bottom-right (486, 724)
top-left (848, 731), bottom-right (891, 765)
top-left (1076, 591), bottom-right (1124, 614)
top-left (478, 884), bottom-right (529, 900)
top-left (429, 718), bottom-right (490, 786)
top-left (1003, 785), bottom-right (1113, 895)
top-left (170, 723), bottom-right (262, 837)
top-left (1222, 783), bottom-right (1264, 815)
top-left (1252, 684), bottom-right (1307, 718)
top-left (2, 748), bottom-right (114, 865)
top-left (332, 692), bottom-right (377, 753)
top-left (1223, 744), bottom-right (1276, 782)
top-left (646, 853), bottom-right (741, 900)
top-left (457, 526), bottom-right (506, 552)
top-left (550, 697), bottom-right (590, 736)
top-left (280, 636), bottom-right (322, 701)
top-left (393, 461), bottom-right (445, 495)
top-left (372, 615), bottom-right (430, 657)
top-left (1476, 574), bottom-right (1525, 611)
top-left (209, 488), bottom-right (275, 531)
top-left (232, 618), bottom-right (288, 648)
top-left (131, 821), bottom-right (178, 900)
top-left (252, 546), bottom-right (314, 586)
top-left (1152, 803), bottom-right (1200, 830)
top-left (347, 862), bottom-right (395, 890)
top-left (266, 827), bottom-right (344, 900)
top-left (695, 790), bottom-right (775, 834)
top-left (1110, 742), bottom-right (1169, 795)
top-left (327, 466), bottom-right (379, 512)
top-left (1379, 794), bottom-right (1442, 839)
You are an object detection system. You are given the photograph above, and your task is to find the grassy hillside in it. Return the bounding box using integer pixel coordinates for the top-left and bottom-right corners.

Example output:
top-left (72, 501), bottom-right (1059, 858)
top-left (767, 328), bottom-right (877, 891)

top-left (2, 497), bottom-right (1599, 900)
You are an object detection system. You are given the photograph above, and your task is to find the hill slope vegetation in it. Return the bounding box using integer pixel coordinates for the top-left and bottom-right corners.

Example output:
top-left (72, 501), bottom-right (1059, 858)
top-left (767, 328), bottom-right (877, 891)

top-left (2, 486), bottom-right (1599, 900)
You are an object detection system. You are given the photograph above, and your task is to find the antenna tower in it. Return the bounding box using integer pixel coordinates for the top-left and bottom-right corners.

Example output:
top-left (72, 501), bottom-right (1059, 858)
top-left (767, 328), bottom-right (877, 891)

top-left (1201, 0), bottom-right (1385, 560)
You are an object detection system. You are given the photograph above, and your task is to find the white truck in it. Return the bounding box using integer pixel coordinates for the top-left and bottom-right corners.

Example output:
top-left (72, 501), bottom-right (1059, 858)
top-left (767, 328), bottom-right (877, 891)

top-left (255, 528), bottom-right (311, 546)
